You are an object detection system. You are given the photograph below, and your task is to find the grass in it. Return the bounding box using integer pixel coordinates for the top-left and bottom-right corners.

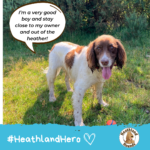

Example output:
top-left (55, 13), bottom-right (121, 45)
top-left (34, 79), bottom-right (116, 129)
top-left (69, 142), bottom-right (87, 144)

top-left (3, 31), bottom-right (150, 126)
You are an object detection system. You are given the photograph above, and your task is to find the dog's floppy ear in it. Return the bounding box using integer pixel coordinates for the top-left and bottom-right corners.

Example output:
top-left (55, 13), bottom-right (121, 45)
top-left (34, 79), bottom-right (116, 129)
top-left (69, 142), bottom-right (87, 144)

top-left (87, 41), bottom-right (97, 72)
top-left (116, 39), bottom-right (127, 69)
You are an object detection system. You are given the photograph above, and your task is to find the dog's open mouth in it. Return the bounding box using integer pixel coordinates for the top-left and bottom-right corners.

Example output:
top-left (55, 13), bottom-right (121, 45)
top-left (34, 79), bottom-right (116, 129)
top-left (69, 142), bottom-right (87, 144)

top-left (102, 65), bottom-right (113, 80)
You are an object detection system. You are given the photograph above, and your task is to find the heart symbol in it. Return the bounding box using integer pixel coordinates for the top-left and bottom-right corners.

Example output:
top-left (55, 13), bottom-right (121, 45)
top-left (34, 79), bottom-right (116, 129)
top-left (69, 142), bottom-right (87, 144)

top-left (84, 133), bottom-right (96, 145)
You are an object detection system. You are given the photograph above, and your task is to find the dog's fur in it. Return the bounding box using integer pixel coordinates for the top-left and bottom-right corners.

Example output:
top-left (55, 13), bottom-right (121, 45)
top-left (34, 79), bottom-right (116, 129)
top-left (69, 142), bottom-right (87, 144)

top-left (46, 35), bottom-right (126, 126)
top-left (125, 132), bottom-right (135, 144)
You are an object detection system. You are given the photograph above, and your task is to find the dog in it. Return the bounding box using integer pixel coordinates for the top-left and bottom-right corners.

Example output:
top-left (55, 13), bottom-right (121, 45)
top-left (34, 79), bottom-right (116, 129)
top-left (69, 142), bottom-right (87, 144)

top-left (46, 35), bottom-right (126, 126)
top-left (125, 132), bottom-right (135, 144)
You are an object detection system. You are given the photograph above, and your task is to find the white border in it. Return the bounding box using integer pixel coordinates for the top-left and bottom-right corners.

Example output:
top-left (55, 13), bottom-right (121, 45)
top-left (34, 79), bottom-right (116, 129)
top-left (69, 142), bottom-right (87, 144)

top-left (0, 0), bottom-right (3, 124)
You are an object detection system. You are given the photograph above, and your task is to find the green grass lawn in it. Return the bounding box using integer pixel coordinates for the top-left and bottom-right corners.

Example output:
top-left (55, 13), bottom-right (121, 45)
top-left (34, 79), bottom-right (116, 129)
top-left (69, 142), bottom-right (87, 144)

top-left (3, 32), bottom-right (150, 126)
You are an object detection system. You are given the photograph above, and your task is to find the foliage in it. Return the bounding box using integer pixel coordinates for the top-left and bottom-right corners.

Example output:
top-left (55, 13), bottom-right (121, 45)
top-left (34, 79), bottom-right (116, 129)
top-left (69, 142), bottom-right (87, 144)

top-left (3, 0), bottom-right (38, 32)
top-left (120, 11), bottom-right (148, 40)
top-left (3, 0), bottom-right (150, 38)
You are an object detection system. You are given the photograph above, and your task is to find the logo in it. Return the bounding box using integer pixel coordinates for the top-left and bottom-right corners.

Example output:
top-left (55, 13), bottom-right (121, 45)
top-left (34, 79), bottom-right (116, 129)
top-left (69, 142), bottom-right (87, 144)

top-left (119, 128), bottom-right (139, 148)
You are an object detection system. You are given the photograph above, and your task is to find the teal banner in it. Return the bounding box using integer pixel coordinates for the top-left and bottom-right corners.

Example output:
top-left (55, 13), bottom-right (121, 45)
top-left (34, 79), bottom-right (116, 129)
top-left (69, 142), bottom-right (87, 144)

top-left (0, 124), bottom-right (149, 149)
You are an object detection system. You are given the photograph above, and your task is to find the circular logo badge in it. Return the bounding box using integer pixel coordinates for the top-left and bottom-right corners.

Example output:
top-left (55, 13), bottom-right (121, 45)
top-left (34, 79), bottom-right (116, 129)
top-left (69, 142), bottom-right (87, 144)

top-left (119, 128), bottom-right (139, 148)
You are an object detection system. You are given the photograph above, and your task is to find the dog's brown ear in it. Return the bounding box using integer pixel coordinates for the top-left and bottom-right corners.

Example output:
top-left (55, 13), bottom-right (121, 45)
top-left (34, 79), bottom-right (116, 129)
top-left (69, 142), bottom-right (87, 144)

top-left (116, 39), bottom-right (127, 69)
top-left (87, 41), bottom-right (97, 72)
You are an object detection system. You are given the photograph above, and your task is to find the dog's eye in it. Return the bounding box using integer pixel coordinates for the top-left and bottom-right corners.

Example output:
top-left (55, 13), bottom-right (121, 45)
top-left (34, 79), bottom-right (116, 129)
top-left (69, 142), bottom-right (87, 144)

top-left (109, 45), bottom-right (114, 50)
top-left (109, 45), bottom-right (116, 54)
top-left (97, 47), bottom-right (101, 50)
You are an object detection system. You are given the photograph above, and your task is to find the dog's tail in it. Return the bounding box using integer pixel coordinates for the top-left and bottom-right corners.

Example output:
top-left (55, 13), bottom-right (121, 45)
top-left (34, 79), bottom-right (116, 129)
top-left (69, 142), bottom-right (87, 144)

top-left (43, 67), bottom-right (49, 74)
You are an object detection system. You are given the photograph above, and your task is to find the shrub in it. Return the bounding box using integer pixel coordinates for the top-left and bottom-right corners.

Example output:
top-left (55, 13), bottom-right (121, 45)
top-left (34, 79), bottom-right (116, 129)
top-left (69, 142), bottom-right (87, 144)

top-left (120, 11), bottom-right (148, 40)
top-left (3, 0), bottom-right (150, 39)
top-left (3, 0), bottom-right (37, 32)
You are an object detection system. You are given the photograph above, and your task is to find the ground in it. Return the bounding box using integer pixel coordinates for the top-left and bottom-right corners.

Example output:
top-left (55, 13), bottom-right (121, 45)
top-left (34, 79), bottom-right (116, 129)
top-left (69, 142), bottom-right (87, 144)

top-left (3, 32), bottom-right (150, 126)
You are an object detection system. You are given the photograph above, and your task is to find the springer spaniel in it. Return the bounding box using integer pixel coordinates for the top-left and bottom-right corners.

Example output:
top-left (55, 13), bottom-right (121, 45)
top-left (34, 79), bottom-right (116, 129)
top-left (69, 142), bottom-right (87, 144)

top-left (46, 35), bottom-right (126, 126)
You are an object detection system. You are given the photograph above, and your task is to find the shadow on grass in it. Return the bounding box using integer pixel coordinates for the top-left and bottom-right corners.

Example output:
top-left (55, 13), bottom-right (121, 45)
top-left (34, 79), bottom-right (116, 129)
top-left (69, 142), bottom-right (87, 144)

top-left (23, 81), bottom-right (104, 126)
top-left (22, 83), bottom-right (127, 126)
top-left (23, 83), bottom-right (73, 125)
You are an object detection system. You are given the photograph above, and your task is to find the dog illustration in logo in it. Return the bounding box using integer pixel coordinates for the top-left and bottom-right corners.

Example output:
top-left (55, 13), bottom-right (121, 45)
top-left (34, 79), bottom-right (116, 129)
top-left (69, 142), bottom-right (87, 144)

top-left (125, 132), bottom-right (135, 144)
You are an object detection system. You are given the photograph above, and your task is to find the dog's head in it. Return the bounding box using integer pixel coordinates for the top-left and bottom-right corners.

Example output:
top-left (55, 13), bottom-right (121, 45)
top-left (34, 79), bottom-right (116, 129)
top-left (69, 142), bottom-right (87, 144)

top-left (126, 132), bottom-right (134, 141)
top-left (87, 35), bottom-right (126, 80)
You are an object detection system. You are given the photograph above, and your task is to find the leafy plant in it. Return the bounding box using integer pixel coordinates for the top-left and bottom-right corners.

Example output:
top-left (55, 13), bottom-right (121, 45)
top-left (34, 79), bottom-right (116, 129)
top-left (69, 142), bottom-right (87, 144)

top-left (120, 11), bottom-right (148, 40)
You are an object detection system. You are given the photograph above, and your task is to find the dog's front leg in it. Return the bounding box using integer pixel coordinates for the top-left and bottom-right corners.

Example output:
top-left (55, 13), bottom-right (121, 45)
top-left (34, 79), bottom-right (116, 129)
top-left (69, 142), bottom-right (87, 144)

top-left (72, 84), bottom-right (85, 126)
top-left (95, 82), bottom-right (109, 106)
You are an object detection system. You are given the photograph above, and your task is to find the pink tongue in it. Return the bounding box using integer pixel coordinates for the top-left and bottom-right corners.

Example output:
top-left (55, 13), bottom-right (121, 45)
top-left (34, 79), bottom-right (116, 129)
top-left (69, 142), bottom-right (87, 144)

top-left (102, 67), bottom-right (112, 80)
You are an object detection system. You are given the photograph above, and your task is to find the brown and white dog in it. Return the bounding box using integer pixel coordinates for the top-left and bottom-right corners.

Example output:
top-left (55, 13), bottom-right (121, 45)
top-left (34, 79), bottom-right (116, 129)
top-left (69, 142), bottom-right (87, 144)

top-left (46, 35), bottom-right (126, 126)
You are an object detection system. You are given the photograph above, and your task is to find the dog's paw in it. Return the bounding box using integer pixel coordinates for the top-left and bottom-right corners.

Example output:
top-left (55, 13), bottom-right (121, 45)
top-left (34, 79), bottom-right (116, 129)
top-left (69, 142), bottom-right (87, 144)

top-left (67, 88), bottom-right (73, 92)
top-left (74, 120), bottom-right (85, 126)
top-left (99, 100), bottom-right (109, 107)
top-left (49, 96), bottom-right (56, 102)
top-left (75, 122), bottom-right (85, 126)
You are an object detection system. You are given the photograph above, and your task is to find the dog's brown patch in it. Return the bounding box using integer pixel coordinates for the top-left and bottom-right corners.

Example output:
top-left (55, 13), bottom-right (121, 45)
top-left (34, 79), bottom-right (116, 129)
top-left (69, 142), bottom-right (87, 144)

top-left (65, 46), bottom-right (84, 68)
top-left (75, 46), bottom-right (84, 54)
top-left (65, 50), bottom-right (75, 68)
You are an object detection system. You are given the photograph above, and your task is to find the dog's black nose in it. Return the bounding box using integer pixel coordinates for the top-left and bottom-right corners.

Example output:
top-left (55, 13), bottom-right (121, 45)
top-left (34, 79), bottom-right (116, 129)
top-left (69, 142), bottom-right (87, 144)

top-left (131, 136), bottom-right (133, 137)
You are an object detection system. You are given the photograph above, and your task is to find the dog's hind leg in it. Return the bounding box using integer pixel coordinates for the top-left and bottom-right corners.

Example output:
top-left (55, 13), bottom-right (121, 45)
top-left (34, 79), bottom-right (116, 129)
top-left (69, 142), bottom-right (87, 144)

top-left (65, 72), bottom-right (73, 92)
top-left (46, 67), bottom-right (57, 102)
top-left (46, 52), bottom-right (61, 102)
